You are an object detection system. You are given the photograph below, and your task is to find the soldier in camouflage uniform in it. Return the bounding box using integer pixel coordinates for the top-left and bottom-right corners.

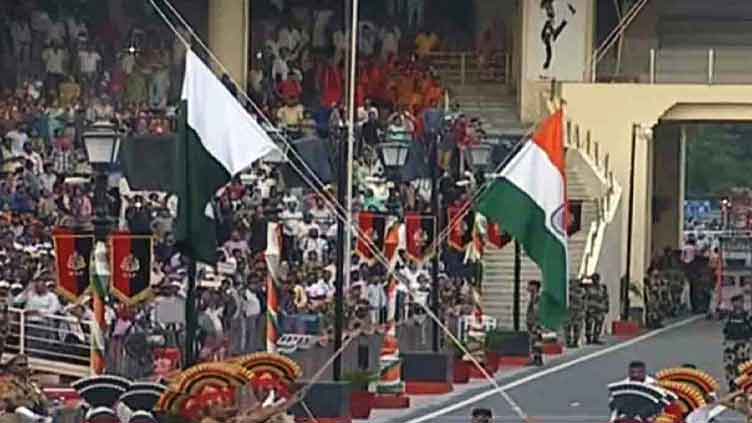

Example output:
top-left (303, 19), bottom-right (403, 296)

top-left (564, 278), bottom-right (586, 348)
top-left (723, 294), bottom-right (752, 391)
top-left (584, 273), bottom-right (609, 345)
top-left (0, 355), bottom-right (50, 423)
top-left (527, 280), bottom-right (543, 367)
top-left (645, 271), bottom-right (664, 329)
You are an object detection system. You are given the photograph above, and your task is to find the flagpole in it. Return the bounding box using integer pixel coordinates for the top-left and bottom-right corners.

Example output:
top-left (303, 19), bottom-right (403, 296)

top-left (344, 0), bottom-right (359, 289)
top-left (184, 259), bottom-right (197, 368)
top-left (333, 0), bottom-right (358, 381)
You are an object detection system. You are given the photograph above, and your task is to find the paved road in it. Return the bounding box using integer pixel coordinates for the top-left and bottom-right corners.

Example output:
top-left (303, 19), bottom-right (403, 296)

top-left (402, 316), bottom-right (735, 423)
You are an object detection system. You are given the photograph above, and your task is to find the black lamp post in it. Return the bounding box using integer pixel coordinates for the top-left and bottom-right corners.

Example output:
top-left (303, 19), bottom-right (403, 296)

top-left (467, 141), bottom-right (493, 311)
top-left (82, 121), bottom-right (120, 241)
top-left (81, 121), bottom-right (120, 374)
top-left (378, 141), bottom-right (410, 181)
top-left (467, 141), bottom-right (494, 177)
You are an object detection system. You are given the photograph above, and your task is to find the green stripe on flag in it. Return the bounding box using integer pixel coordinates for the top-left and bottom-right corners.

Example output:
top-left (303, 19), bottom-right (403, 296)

top-left (478, 179), bottom-right (568, 329)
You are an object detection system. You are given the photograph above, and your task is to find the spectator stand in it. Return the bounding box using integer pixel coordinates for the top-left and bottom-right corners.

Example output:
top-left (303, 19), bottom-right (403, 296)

top-left (3, 307), bottom-right (93, 379)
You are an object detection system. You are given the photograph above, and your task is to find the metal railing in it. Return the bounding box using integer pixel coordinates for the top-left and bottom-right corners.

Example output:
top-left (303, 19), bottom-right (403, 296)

top-left (596, 47), bottom-right (752, 85)
top-left (4, 307), bottom-right (93, 378)
top-left (425, 51), bottom-right (510, 86)
top-left (588, 0), bottom-right (651, 82)
top-left (564, 119), bottom-right (623, 278)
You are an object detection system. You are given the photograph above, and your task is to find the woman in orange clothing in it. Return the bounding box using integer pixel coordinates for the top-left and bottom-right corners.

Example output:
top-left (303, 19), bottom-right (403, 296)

top-left (395, 70), bottom-right (416, 111)
top-left (423, 77), bottom-right (444, 111)
top-left (319, 59), bottom-right (343, 108)
top-left (366, 61), bottom-right (384, 103)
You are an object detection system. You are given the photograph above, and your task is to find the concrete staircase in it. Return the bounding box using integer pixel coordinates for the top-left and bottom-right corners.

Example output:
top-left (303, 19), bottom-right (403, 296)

top-left (450, 84), bottom-right (528, 137)
top-left (481, 150), bottom-right (598, 329)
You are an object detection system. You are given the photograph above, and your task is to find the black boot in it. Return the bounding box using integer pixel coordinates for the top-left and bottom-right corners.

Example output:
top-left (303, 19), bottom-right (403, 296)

top-left (592, 338), bottom-right (604, 345)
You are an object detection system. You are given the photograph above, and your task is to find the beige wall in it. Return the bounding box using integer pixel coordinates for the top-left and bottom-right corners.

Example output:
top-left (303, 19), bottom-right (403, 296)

top-left (208, 0), bottom-right (249, 88)
top-left (560, 83), bottom-right (752, 308)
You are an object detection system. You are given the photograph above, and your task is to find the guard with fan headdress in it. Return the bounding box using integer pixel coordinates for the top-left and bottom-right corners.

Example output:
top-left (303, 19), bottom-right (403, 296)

top-left (656, 380), bottom-right (707, 423)
top-left (608, 379), bottom-right (674, 422)
top-left (72, 375), bottom-right (131, 423)
top-left (656, 367), bottom-right (720, 404)
top-left (118, 382), bottom-right (166, 423)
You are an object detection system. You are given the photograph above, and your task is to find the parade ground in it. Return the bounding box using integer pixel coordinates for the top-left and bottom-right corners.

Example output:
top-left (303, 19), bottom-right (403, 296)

top-left (372, 316), bottom-right (729, 423)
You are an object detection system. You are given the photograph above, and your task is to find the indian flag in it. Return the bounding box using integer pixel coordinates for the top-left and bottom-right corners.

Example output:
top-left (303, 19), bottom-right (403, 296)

top-left (175, 50), bottom-right (277, 264)
top-left (477, 110), bottom-right (568, 329)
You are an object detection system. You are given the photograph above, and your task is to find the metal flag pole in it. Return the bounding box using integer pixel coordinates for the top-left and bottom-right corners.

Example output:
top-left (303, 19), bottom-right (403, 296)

top-left (344, 0), bottom-right (359, 289)
top-left (334, 0), bottom-right (359, 382)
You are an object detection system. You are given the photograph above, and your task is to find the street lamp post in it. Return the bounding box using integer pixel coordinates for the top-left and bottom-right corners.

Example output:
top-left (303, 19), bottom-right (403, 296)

top-left (466, 141), bottom-right (493, 314)
top-left (467, 142), bottom-right (494, 179)
top-left (378, 142), bottom-right (410, 182)
top-left (333, 126), bottom-right (350, 381)
top-left (82, 121), bottom-right (121, 374)
top-left (428, 136), bottom-right (441, 352)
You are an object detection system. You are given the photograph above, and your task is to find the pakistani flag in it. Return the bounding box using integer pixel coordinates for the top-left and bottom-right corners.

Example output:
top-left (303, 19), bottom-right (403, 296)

top-left (176, 50), bottom-right (277, 263)
top-left (477, 110), bottom-right (569, 329)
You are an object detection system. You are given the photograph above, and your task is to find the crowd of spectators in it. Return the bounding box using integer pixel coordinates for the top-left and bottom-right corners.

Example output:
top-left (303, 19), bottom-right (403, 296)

top-left (0, 0), bottom-right (493, 379)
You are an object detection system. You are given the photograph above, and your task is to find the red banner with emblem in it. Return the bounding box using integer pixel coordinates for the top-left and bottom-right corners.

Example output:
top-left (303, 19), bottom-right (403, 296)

top-left (52, 230), bottom-right (94, 302)
top-left (447, 205), bottom-right (474, 251)
top-left (356, 212), bottom-right (387, 264)
top-left (110, 233), bottom-right (153, 305)
top-left (405, 213), bottom-right (435, 264)
top-left (487, 222), bottom-right (512, 249)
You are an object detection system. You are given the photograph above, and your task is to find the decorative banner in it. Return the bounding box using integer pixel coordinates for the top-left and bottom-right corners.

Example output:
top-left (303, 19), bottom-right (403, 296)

top-left (405, 213), bottom-right (435, 264)
top-left (524, 0), bottom-right (591, 81)
top-left (447, 205), bottom-right (474, 252)
top-left (52, 230), bottom-right (95, 302)
top-left (356, 212), bottom-right (387, 263)
top-left (110, 233), bottom-right (153, 305)
top-left (488, 223), bottom-right (512, 249)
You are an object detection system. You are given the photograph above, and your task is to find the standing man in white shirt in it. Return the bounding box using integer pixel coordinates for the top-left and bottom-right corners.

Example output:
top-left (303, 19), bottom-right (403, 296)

top-left (42, 41), bottom-right (68, 92)
top-left (358, 21), bottom-right (378, 57)
top-left (30, 9), bottom-right (52, 66)
top-left (380, 25), bottom-right (401, 62)
top-left (312, 8), bottom-right (334, 51)
top-left (279, 200), bottom-right (303, 262)
top-left (278, 22), bottom-right (302, 56)
top-left (19, 280), bottom-right (62, 353)
top-left (10, 17), bottom-right (32, 77)
top-left (333, 27), bottom-right (349, 66)
top-left (77, 43), bottom-right (102, 91)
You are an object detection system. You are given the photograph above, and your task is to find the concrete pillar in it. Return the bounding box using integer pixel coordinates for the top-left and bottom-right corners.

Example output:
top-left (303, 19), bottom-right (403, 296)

top-left (208, 0), bottom-right (250, 89)
top-left (678, 125), bottom-right (687, 245)
top-left (651, 124), bottom-right (683, 255)
top-left (628, 124), bottom-right (654, 310)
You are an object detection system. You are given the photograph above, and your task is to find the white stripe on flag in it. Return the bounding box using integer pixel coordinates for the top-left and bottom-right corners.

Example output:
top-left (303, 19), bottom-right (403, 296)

top-left (181, 50), bottom-right (277, 175)
top-left (502, 141), bottom-right (567, 246)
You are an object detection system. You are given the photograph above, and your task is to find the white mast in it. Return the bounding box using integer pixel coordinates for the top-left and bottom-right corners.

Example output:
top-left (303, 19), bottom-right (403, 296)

top-left (344, 0), bottom-right (359, 288)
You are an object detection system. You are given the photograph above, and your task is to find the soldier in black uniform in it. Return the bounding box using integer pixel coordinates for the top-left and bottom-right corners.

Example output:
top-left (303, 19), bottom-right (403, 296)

top-left (723, 294), bottom-right (752, 391)
top-left (527, 280), bottom-right (543, 367)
